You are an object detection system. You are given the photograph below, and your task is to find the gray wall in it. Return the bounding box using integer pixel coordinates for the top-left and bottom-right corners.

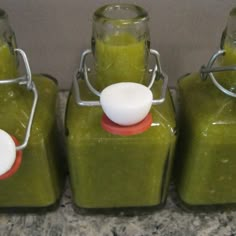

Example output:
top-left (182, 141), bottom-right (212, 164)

top-left (1, 0), bottom-right (235, 89)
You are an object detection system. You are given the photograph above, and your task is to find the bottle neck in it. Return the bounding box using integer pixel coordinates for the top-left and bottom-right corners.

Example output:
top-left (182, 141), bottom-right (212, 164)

top-left (226, 8), bottom-right (236, 43)
top-left (217, 8), bottom-right (236, 91)
top-left (221, 8), bottom-right (236, 66)
top-left (0, 9), bottom-right (18, 80)
top-left (92, 4), bottom-right (150, 89)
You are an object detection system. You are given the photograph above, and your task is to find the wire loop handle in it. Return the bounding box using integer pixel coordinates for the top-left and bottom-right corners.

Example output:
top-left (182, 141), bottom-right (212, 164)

top-left (73, 49), bottom-right (168, 106)
top-left (200, 49), bottom-right (236, 98)
top-left (0, 49), bottom-right (38, 150)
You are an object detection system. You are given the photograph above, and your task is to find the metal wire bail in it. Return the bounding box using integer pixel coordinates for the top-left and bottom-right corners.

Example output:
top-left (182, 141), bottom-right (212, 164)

top-left (73, 49), bottom-right (168, 107)
top-left (0, 48), bottom-right (38, 151)
top-left (200, 49), bottom-right (236, 98)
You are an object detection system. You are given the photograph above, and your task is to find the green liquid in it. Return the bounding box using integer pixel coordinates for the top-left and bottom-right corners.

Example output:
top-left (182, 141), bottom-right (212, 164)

top-left (0, 43), bottom-right (65, 208)
top-left (66, 79), bottom-right (176, 208)
top-left (95, 33), bottom-right (148, 89)
top-left (219, 42), bottom-right (236, 88)
top-left (221, 43), bottom-right (236, 66)
top-left (176, 44), bottom-right (236, 205)
top-left (0, 40), bottom-right (18, 79)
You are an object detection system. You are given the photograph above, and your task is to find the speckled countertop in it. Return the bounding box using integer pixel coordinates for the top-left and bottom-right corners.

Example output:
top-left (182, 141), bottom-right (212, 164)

top-left (0, 92), bottom-right (236, 236)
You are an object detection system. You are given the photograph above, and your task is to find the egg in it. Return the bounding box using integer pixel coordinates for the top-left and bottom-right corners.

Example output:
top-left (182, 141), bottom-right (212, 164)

top-left (0, 129), bottom-right (16, 176)
top-left (100, 82), bottom-right (153, 126)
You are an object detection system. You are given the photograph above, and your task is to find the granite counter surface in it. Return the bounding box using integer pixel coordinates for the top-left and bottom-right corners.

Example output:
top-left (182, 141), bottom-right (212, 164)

top-left (0, 92), bottom-right (236, 236)
top-left (1, 182), bottom-right (236, 236)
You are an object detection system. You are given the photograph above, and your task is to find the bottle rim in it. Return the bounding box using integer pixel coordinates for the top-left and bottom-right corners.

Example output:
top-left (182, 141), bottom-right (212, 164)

top-left (93, 4), bottom-right (149, 24)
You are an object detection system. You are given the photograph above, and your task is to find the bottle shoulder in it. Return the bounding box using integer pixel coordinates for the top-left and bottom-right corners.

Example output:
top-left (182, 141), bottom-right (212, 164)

top-left (66, 79), bottom-right (176, 141)
top-left (178, 72), bottom-right (236, 137)
top-left (0, 74), bottom-right (59, 141)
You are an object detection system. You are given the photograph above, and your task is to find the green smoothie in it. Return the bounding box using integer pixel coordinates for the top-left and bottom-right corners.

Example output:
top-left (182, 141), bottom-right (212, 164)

top-left (0, 39), bottom-right (18, 79)
top-left (95, 33), bottom-right (148, 89)
top-left (218, 42), bottom-right (236, 89)
top-left (66, 77), bottom-right (176, 209)
top-left (176, 43), bottom-right (236, 205)
top-left (0, 42), bottom-right (65, 208)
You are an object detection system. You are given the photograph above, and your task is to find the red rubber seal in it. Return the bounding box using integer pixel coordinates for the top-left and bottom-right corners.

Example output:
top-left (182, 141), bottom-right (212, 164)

top-left (101, 113), bottom-right (153, 136)
top-left (0, 136), bottom-right (23, 180)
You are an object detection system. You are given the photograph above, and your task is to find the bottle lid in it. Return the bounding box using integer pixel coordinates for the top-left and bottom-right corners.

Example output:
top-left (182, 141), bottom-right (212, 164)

top-left (100, 82), bottom-right (153, 126)
top-left (0, 130), bottom-right (22, 180)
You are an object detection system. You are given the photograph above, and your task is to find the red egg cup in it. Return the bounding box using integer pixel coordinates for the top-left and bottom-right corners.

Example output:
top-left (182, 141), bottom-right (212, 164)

top-left (101, 113), bottom-right (153, 136)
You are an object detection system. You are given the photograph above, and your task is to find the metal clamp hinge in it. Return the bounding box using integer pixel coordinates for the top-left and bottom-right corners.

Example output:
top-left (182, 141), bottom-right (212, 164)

top-left (200, 49), bottom-right (236, 98)
top-left (73, 48), bottom-right (168, 106)
top-left (0, 49), bottom-right (38, 151)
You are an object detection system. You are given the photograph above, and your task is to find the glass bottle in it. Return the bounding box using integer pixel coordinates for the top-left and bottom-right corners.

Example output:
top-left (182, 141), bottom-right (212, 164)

top-left (0, 9), bottom-right (65, 211)
top-left (175, 8), bottom-right (236, 208)
top-left (66, 4), bottom-right (176, 213)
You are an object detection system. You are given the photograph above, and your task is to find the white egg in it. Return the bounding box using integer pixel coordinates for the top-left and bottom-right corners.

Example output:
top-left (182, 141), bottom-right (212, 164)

top-left (100, 82), bottom-right (153, 126)
top-left (0, 129), bottom-right (16, 176)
